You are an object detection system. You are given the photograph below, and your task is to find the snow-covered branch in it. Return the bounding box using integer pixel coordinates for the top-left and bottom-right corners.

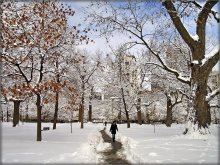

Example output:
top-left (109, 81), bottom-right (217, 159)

top-left (206, 88), bottom-right (220, 102)
top-left (196, 0), bottom-right (218, 42)
top-left (201, 44), bottom-right (220, 68)
top-left (163, 0), bottom-right (196, 50)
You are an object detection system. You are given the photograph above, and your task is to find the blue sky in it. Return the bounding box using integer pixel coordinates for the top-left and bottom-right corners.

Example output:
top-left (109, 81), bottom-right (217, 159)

top-left (63, 1), bottom-right (219, 68)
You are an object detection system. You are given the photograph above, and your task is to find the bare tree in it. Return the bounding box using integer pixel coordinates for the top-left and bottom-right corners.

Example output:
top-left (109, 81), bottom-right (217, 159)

top-left (72, 50), bottom-right (100, 128)
top-left (87, 0), bottom-right (219, 134)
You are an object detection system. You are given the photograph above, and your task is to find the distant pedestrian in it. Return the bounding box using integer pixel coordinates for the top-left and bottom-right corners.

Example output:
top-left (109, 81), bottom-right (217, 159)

top-left (104, 121), bottom-right (107, 126)
top-left (110, 121), bottom-right (118, 142)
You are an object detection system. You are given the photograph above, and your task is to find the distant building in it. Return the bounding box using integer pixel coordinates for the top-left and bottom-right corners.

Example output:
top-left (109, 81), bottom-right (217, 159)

top-left (122, 54), bottom-right (137, 84)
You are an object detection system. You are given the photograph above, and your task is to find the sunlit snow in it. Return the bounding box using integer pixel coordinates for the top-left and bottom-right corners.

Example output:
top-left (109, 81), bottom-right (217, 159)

top-left (2, 122), bottom-right (219, 164)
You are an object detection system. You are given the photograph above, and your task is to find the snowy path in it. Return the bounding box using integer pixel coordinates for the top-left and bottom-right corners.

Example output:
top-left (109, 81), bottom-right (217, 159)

top-left (98, 128), bottom-right (130, 164)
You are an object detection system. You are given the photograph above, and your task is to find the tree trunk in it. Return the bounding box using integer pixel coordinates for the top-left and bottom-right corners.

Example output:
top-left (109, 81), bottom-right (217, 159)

top-left (137, 98), bottom-right (142, 125)
top-left (185, 64), bottom-right (211, 134)
top-left (166, 96), bottom-right (172, 127)
top-left (36, 94), bottom-right (42, 141)
top-left (88, 87), bottom-right (93, 122)
top-left (1, 110), bottom-right (3, 122)
top-left (118, 110), bottom-right (121, 123)
top-left (163, 0), bottom-right (218, 135)
top-left (80, 82), bottom-right (85, 129)
top-left (125, 110), bottom-right (130, 128)
top-left (53, 61), bottom-right (60, 129)
top-left (80, 96), bottom-right (84, 128)
top-left (88, 103), bottom-right (92, 122)
top-left (13, 100), bottom-right (21, 127)
top-left (7, 107), bottom-right (9, 122)
top-left (194, 70), bottom-right (210, 128)
top-left (78, 105), bottom-right (81, 122)
top-left (121, 87), bottom-right (130, 128)
top-left (53, 91), bottom-right (59, 129)
top-left (146, 113), bottom-right (150, 124)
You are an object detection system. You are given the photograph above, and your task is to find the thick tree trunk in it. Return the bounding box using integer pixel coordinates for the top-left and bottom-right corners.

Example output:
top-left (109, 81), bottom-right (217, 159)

top-left (53, 91), bottom-right (59, 129)
top-left (163, 0), bottom-right (218, 135)
top-left (136, 98), bottom-right (142, 125)
top-left (193, 68), bottom-right (210, 130)
top-left (13, 100), bottom-right (21, 127)
top-left (185, 64), bottom-right (211, 134)
top-left (166, 96), bottom-right (172, 127)
top-left (36, 94), bottom-right (42, 141)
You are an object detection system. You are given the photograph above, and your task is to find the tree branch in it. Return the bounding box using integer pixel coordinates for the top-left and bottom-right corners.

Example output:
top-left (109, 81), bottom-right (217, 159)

top-left (163, 0), bottom-right (196, 50)
top-left (196, 0), bottom-right (218, 48)
top-left (206, 88), bottom-right (220, 102)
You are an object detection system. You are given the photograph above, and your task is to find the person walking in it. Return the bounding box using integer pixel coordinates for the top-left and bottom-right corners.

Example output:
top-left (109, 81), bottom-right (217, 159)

top-left (110, 121), bottom-right (118, 142)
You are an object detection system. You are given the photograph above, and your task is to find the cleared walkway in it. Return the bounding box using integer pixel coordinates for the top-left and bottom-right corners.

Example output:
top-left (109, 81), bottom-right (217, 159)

top-left (99, 129), bottom-right (130, 164)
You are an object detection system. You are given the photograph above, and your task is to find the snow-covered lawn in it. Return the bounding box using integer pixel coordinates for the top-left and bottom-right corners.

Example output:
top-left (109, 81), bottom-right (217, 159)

top-left (115, 124), bottom-right (219, 164)
top-left (1, 122), bottom-right (219, 164)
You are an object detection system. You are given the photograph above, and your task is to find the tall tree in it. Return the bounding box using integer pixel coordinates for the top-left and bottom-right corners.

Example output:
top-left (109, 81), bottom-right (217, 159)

top-left (1, 1), bottom-right (84, 140)
top-left (72, 50), bottom-right (100, 128)
top-left (87, 0), bottom-right (219, 134)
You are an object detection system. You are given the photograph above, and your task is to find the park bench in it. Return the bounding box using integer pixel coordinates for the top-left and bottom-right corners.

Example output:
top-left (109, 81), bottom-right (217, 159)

top-left (42, 127), bottom-right (50, 131)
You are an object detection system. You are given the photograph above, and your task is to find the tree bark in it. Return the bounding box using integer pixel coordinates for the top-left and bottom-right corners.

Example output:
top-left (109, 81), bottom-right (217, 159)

top-left (191, 64), bottom-right (210, 131)
top-left (53, 91), bottom-right (59, 129)
top-left (80, 81), bottom-right (85, 129)
top-left (88, 103), bottom-right (92, 122)
top-left (146, 112), bottom-right (150, 124)
top-left (88, 87), bottom-right (93, 122)
top-left (13, 100), bottom-right (21, 127)
top-left (53, 61), bottom-right (60, 129)
top-left (121, 87), bottom-right (130, 128)
top-left (36, 94), bottom-right (42, 141)
top-left (78, 105), bottom-right (81, 122)
top-left (137, 97), bottom-right (142, 125)
top-left (7, 107), bottom-right (9, 122)
top-left (1, 110), bottom-right (3, 122)
top-left (80, 96), bottom-right (84, 128)
top-left (166, 97), bottom-right (172, 127)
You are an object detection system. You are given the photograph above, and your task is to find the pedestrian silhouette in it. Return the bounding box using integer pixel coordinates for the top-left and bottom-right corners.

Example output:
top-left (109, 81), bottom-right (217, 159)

top-left (110, 121), bottom-right (118, 142)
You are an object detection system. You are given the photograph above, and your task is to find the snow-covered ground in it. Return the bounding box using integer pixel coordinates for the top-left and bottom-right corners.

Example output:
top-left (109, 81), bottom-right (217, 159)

top-left (1, 122), bottom-right (219, 164)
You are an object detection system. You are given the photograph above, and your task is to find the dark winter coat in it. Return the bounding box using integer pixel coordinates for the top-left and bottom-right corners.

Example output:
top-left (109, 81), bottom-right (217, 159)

top-left (110, 123), bottom-right (118, 134)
